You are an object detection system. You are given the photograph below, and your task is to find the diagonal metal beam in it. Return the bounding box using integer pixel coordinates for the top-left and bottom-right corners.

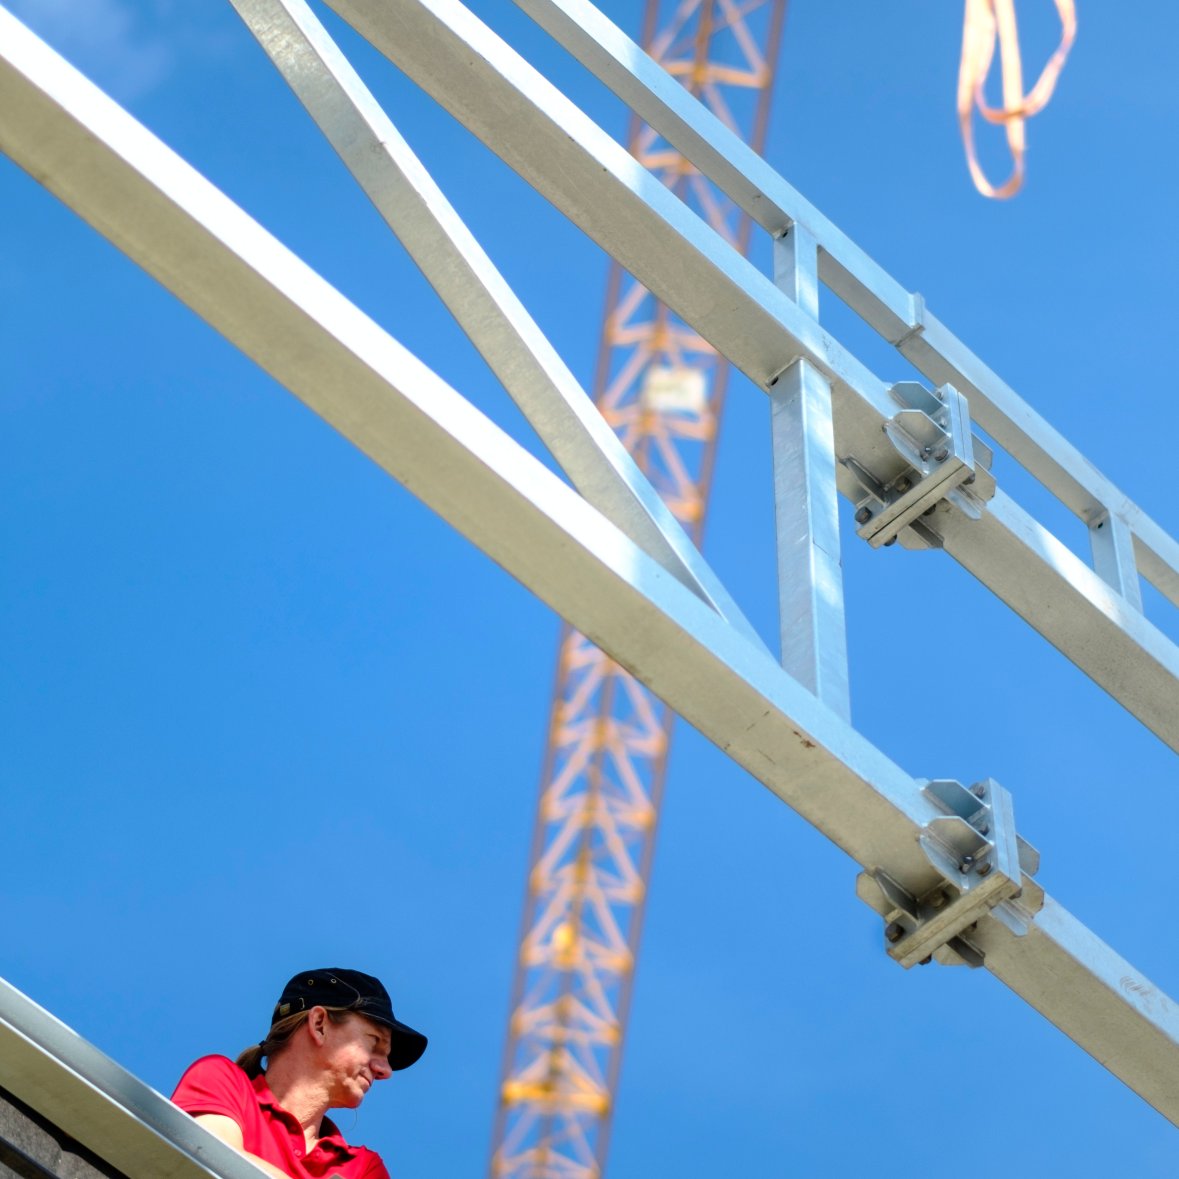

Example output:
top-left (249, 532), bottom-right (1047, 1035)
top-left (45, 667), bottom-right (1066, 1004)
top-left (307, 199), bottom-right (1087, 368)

top-left (224, 0), bottom-right (765, 649)
top-left (2, 7), bottom-right (1178, 1125)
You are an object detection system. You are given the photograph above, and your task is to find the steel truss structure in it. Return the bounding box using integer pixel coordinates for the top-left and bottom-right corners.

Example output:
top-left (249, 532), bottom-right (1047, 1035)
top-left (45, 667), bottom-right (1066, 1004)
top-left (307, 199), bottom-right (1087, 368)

top-left (3, 1), bottom-right (1179, 1169)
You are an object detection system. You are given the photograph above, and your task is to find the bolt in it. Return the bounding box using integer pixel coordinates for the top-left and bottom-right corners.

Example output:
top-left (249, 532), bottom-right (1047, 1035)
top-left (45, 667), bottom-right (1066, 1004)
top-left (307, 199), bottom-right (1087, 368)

top-left (922, 504), bottom-right (937, 517)
top-left (978, 862), bottom-right (993, 877)
top-left (855, 505), bottom-right (873, 524)
top-left (972, 783), bottom-right (986, 798)
top-left (978, 823), bottom-right (990, 836)
top-left (934, 447), bottom-right (950, 463)
top-left (928, 891), bottom-right (946, 909)
top-left (934, 388), bottom-right (945, 401)
top-left (895, 476), bottom-right (912, 493)
top-left (960, 855), bottom-right (975, 873)
top-left (922, 445), bottom-right (933, 457)
top-left (918, 955), bottom-right (933, 966)
top-left (885, 921), bottom-right (905, 944)
top-left (883, 534), bottom-right (898, 547)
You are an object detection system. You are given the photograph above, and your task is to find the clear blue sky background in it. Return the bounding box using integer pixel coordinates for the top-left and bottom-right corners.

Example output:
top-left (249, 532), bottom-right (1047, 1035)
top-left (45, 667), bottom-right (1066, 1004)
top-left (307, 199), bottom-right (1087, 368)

top-left (3, 1), bottom-right (1178, 1175)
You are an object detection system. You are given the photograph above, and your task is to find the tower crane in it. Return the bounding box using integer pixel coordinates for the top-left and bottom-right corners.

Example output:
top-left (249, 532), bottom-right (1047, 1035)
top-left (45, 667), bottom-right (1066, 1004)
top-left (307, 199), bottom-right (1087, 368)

top-left (489, 4), bottom-right (787, 1176)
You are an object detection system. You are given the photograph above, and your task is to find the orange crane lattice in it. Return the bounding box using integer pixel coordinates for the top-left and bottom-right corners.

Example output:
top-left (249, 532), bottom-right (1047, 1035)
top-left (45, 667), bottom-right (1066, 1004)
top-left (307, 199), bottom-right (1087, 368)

top-left (489, 4), bottom-right (788, 1176)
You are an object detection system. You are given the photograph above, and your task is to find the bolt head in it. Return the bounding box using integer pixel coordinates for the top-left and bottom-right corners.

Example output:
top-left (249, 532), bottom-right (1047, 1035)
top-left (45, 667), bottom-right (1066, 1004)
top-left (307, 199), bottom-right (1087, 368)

top-left (884, 921), bottom-right (905, 944)
top-left (972, 784), bottom-right (986, 798)
top-left (855, 505), bottom-right (872, 524)
top-left (978, 862), bottom-right (993, 877)
top-left (934, 447), bottom-right (950, 463)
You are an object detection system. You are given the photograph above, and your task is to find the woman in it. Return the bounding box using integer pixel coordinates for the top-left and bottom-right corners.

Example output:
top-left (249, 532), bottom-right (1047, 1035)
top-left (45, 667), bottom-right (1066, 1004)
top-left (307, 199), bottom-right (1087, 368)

top-left (172, 968), bottom-right (427, 1179)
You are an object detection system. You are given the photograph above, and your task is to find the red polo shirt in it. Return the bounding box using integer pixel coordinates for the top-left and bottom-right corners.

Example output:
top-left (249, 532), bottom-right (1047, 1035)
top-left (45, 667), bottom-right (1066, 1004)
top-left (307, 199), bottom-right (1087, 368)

top-left (172, 1055), bottom-right (390, 1179)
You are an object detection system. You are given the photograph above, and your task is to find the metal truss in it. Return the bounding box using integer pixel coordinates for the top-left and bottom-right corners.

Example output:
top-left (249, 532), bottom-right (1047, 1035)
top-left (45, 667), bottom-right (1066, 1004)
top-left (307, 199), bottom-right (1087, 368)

top-left (2, 0), bottom-right (1179, 1161)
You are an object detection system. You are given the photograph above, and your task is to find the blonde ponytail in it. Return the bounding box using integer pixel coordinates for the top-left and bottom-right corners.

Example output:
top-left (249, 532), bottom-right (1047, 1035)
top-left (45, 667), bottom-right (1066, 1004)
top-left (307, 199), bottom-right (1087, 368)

top-left (235, 1007), bottom-right (352, 1078)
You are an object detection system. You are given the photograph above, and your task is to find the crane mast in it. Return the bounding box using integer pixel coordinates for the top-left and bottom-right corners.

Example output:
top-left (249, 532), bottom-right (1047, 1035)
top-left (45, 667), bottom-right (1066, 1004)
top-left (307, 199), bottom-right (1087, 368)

top-left (489, 4), bottom-right (787, 1176)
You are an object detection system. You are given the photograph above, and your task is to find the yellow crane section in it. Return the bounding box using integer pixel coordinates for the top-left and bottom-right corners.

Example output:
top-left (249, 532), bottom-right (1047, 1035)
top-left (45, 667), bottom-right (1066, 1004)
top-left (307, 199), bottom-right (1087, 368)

top-left (488, 4), bottom-right (788, 1177)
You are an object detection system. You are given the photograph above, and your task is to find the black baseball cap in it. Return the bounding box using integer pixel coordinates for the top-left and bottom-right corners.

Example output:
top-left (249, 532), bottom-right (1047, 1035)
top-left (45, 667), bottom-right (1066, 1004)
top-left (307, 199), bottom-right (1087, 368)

top-left (272, 968), bottom-right (427, 1071)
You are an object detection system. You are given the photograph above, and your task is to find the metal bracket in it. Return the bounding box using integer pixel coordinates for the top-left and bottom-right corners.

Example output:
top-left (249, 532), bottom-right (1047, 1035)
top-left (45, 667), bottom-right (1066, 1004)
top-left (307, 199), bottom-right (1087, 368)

top-left (857, 778), bottom-right (1041, 969)
top-left (845, 382), bottom-right (995, 549)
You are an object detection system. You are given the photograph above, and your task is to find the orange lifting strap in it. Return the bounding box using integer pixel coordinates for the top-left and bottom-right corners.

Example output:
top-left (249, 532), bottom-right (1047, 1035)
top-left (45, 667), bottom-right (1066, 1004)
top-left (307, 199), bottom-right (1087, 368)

top-left (958, 0), bottom-right (1077, 199)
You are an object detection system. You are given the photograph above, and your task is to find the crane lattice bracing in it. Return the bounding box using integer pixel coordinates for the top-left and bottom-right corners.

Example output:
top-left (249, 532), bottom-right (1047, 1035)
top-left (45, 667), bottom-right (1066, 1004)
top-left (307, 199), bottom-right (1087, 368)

top-left (489, 5), bottom-right (785, 1177)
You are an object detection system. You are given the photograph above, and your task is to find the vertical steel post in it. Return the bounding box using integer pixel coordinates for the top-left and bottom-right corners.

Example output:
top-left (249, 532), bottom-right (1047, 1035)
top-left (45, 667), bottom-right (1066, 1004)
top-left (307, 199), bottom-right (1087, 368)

top-left (1089, 508), bottom-right (1144, 611)
top-left (770, 225), bottom-right (850, 718)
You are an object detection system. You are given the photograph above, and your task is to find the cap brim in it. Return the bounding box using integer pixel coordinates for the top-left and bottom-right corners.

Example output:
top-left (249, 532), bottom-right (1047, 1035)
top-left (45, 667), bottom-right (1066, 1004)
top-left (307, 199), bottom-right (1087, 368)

top-left (379, 1017), bottom-right (428, 1070)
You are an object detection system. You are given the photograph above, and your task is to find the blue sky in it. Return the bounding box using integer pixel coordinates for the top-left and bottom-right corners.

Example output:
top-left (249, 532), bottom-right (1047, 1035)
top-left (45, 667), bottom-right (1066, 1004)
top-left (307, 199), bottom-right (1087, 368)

top-left (2, 1), bottom-right (1178, 1175)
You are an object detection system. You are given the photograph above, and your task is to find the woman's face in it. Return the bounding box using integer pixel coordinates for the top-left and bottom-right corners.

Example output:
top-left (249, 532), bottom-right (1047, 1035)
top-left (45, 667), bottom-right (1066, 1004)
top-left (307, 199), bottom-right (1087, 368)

top-left (320, 1013), bottom-right (394, 1109)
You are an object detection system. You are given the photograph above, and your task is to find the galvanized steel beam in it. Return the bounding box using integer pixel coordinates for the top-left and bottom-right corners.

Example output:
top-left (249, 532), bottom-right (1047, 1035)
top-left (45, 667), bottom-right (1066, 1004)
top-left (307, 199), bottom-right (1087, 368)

top-left (770, 227), bottom-right (850, 718)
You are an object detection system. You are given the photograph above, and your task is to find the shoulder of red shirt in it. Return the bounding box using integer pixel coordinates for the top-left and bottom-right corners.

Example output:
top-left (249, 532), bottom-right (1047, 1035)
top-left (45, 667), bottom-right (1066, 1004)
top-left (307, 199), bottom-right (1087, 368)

top-left (172, 1055), bottom-right (390, 1175)
top-left (171, 1054), bottom-right (251, 1114)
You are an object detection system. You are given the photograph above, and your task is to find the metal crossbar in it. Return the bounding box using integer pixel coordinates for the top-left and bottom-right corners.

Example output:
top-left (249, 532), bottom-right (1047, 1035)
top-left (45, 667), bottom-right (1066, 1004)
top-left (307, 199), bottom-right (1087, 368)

top-left (1, 0), bottom-right (1178, 1153)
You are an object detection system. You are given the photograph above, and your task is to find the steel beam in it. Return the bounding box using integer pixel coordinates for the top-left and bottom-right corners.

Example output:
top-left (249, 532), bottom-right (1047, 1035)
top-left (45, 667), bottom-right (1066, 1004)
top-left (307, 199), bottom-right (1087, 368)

top-left (1090, 508), bottom-right (1144, 612)
top-left (323, 0), bottom-right (1179, 753)
top-left (770, 227), bottom-right (849, 717)
top-left (0, 978), bottom-right (264, 1179)
top-left (3, 11), bottom-right (1179, 1125)
top-left (936, 491), bottom-right (1179, 746)
top-left (224, 0), bottom-right (764, 650)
